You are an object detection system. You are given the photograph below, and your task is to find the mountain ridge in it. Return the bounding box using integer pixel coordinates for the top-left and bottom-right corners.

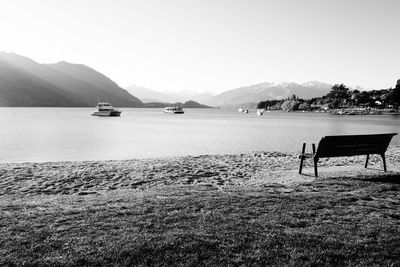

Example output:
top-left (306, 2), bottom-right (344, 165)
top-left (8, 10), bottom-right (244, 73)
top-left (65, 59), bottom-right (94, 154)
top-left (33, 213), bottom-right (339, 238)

top-left (204, 81), bottom-right (334, 107)
top-left (125, 81), bottom-right (339, 108)
top-left (0, 52), bottom-right (143, 107)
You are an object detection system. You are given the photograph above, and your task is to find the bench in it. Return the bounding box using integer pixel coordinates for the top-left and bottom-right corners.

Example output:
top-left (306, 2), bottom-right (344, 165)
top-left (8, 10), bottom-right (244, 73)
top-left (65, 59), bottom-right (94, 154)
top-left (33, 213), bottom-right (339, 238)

top-left (299, 133), bottom-right (397, 177)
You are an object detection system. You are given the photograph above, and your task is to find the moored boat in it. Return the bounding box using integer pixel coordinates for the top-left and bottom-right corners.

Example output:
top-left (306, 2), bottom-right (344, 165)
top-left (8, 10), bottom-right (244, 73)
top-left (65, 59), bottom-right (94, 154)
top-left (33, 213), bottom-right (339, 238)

top-left (239, 104), bottom-right (251, 113)
top-left (91, 102), bottom-right (122, 117)
top-left (164, 106), bottom-right (184, 114)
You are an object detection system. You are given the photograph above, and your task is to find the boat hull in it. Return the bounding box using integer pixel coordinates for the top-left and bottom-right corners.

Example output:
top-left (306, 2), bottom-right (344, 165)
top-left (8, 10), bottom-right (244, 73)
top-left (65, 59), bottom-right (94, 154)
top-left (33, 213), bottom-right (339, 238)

top-left (164, 106), bottom-right (184, 114)
top-left (164, 111), bottom-right (184, 114)
top-left (91, 110), bottom-right (121, 117)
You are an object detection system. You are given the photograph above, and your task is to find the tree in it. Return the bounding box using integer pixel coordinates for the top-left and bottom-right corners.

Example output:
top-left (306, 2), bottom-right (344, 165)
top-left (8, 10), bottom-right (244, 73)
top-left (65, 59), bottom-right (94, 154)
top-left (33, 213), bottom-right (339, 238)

top-left (327, 84), bottom-right (350, 99)
top-left (298, 102), bottom-right (311, 110)
top-left (350, 90), bottom-right (361, 105)
top-left (386, 79), bottom-right (400, 109)
top-left (395, 79), bottom-right (400, 108)
top-left (325, 84), bottom-right (351, 109)
top-left (281, 100), bottom-right (301, 112)
top-left (257, 100), bottom-right (284, 110)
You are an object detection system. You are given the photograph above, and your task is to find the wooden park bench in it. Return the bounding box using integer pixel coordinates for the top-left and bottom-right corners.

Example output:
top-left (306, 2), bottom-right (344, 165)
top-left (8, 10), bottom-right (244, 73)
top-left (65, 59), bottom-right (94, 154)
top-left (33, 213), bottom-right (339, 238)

top-left (299, 133), bottom-right (397, 177)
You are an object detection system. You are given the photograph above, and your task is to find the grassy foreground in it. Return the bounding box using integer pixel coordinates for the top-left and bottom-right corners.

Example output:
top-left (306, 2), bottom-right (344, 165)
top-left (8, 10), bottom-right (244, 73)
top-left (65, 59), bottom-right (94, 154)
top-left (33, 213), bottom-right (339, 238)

top-left (1, 173), bottom-right (400, 266)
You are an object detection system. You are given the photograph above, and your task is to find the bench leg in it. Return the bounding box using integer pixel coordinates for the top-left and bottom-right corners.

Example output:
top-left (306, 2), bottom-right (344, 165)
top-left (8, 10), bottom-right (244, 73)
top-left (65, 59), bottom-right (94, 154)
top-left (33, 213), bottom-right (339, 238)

top-left (299, 143), bottom-right (306, 174)
top-left (365, 154), bottom-right (369, 168)
top-left (313, 158), bottom-right (318, 177)
top-left (381, 153), bottom-right (387, 172)
top-left (312, 144), bottom-right (318, 177)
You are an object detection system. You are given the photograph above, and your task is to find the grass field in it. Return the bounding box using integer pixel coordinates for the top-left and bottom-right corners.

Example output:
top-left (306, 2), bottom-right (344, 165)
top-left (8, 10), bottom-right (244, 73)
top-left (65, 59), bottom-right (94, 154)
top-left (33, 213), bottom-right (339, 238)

top-left (1, 150), bottom-right (400, 266)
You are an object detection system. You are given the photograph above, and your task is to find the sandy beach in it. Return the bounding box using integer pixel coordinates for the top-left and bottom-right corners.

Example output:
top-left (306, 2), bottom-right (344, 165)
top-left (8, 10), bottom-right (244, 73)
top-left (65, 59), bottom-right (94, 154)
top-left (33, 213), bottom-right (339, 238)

top-left (1, 146), bottom-right (400, 265)
top-left (2, 146), bottom-right (400, 195)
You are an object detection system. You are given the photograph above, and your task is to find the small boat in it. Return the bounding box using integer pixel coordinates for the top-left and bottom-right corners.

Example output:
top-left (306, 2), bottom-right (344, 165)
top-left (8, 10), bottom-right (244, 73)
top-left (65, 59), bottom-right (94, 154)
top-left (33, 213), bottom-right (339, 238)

top-left (257, 109), bottom-right (264, 116)
top-left (164, 106), bottom-right (184, 114)
top-left (91, 102), bottom-right (122, 117)
top-left (239, 104), bottom-right (251, 113)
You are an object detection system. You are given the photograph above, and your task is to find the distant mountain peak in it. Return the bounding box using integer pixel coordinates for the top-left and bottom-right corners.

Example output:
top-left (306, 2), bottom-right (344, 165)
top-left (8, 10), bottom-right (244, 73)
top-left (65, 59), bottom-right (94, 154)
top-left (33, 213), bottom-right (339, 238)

top-left (0, 51), bottom-right (23, 57)
top-left (55, 60), bottom-right (72, 65)
top-left (277, 81), bottom-right (298, 88)
top-left (55, 60), bottom-right (85, 67)
top-left (302, 81), bottom-right (331, 88)
top-left (0, 51), bottom-right (39, 65)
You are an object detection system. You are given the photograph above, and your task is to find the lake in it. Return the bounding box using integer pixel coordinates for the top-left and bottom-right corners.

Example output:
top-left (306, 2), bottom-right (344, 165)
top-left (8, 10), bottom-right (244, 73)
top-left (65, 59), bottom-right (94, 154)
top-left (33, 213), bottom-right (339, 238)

top-left (1, 108), bottom-right (399, 163)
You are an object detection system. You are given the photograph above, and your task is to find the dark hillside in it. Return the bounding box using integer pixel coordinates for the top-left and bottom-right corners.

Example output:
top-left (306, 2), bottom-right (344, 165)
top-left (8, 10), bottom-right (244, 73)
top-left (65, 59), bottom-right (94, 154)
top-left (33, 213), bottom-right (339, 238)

top-left (0, 52), bottom-right (142, 107)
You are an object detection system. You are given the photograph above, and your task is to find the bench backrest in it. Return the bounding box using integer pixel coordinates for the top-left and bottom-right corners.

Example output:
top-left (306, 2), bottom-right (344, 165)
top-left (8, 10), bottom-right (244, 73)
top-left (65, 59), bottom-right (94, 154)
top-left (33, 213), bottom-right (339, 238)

top-left (315, 133), bottom-right (397, 159)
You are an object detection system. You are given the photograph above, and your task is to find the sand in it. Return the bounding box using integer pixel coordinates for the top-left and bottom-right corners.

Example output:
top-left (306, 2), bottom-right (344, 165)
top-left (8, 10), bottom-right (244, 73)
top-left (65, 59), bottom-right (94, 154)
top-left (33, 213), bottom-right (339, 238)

top-left (1, 146), bottom-right (399, 196)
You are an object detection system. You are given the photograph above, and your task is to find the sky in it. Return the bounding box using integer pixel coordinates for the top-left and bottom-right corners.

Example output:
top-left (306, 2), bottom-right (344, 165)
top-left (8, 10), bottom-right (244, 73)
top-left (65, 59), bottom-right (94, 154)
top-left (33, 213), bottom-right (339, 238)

top-left (0, 0), bottom-right (399, 93)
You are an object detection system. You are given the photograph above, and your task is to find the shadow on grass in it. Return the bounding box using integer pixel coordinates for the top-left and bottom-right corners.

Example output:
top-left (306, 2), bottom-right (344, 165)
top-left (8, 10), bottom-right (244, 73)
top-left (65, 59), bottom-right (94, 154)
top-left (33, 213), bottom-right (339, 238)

top-left (362, 173), bottom-right (400, 185)
top-left (298, 173), bottom-right (314, 178)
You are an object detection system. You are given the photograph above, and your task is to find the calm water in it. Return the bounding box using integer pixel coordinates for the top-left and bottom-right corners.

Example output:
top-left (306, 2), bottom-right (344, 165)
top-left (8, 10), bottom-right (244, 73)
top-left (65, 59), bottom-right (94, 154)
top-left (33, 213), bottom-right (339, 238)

top-left (1, 108), bottom-right (399, 163)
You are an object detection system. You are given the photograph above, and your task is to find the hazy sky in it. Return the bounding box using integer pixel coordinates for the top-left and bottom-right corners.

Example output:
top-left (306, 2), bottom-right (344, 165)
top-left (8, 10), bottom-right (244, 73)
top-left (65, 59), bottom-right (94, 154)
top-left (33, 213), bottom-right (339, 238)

top-left (1, 0), bottom-right (399, 93)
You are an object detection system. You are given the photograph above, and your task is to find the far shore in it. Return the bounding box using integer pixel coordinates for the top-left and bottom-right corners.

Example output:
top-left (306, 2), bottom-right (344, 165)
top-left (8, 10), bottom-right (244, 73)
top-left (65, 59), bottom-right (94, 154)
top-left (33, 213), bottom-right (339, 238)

top-left (1, 147), bottom-right (400, 265)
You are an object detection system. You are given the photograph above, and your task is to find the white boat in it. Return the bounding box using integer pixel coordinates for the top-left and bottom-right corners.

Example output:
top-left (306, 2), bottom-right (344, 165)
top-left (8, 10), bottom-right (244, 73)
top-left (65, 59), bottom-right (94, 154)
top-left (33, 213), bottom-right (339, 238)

top-left (239, 104), bottom-right (251, 113)
top-left (164, 106), bottom-right (184, 114)
top-left (91, 102), bottom-right (122, 117)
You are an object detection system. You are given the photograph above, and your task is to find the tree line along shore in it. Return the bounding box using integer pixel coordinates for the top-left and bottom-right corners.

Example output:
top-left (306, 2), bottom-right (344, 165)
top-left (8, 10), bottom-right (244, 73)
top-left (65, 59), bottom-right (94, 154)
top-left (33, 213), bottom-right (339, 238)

top-left (257, 79), bottom-right (400, 113)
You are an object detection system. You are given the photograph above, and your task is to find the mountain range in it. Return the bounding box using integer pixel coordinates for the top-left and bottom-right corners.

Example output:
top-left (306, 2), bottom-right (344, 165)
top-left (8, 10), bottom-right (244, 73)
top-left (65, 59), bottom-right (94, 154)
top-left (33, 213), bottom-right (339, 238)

top-left (125, 84), bottom-right (213, 104)
top-left (204, 81), bottom-right (333, 107)
top-left (126, 81), bottom-right (336, 108)
top-left (1, 52), bottom-right (346, 108)
top-left (0, 52), bottom-right (142, 107)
